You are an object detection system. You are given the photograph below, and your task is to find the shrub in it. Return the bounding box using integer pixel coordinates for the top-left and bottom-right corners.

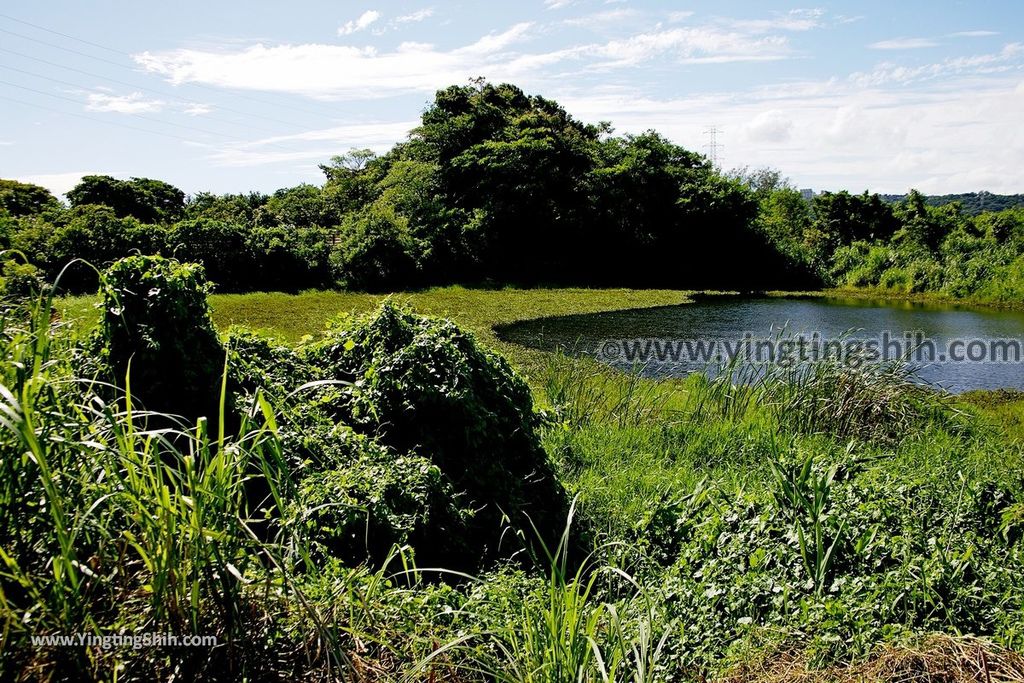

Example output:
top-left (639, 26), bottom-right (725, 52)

top-left (94, 255), bottom-right (224, 422)
top-left (246, 224), bottom-right (333, 291)
top-left (165, 218), bottom-right (253, 291)
top-left (0, 259), bottom-right (45, 299)
top-left (331, 208), bottom-right (418, 291)
top-left (661, 446), bottom-right (1024, 671)
top-left (295, 431), bottom-right (471, 567)
top-left (303, 302), bottom-right (574, 568)
top-left (48, 205), bottom-right (166, 289)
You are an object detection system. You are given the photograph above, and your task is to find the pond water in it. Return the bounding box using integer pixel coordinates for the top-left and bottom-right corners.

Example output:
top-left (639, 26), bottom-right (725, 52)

top-left (496, 296), bottom-right (1024, 393)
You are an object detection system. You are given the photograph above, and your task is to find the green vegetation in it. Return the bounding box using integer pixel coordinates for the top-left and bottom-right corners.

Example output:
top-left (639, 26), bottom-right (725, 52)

top-left (3, 77), bottom-right (1024, 681)
top-left (0, 80), bottom-right (813, 297)
top-left (4, 80), bottom-right (1022, 304)
top-left (881, 192), bottom-right (1024, 216)
top-left (741, 171), bottom-right (1024, 303)
top-left (4, 257), bottom-right (1024, 681)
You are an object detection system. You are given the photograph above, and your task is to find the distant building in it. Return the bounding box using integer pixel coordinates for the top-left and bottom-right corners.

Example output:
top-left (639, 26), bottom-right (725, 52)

top-left (800, 188), bottom-right (815, 201)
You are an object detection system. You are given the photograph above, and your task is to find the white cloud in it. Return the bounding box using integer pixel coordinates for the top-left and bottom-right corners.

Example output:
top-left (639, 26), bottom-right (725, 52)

top-left (135, 12), bottom-right (819, 99)
top-left (396, 8), bottom-right (433, 23)
top-left (869, 37), bottom-right (940, 50)
top-left (135, 23), bottom-right (538, 99)
top-left (558, 46), bottom-right (1024, 193)
top-left (850, 43), bottom-right (1024, 87)
top-left (338, 10), bottom-right (381, 36)
top-left (949, 30), bottom-right (999, 38)
top-left (563, 9), bottom-right (640, 29)
top-left (744, 109), bottom-right (794, 143)
top-left (545, 0), bottom-right (576, 9)
top-left (667, 11), bottom-right (695, 23)
top-left (85, 92), bottom-right (165, 114)
top-left (727, 8), bottom-right (825, 34)
top-left (590, 27), bottom-right (790, 68)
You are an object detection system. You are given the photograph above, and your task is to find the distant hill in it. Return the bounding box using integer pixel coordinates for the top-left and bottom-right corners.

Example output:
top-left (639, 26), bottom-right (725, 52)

top-left (880, 192), bottom-right (1024, 216)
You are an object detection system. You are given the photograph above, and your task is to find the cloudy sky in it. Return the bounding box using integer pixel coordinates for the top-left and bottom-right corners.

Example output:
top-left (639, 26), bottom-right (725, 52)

top-left (2, 1), bottom-right (1022, 196)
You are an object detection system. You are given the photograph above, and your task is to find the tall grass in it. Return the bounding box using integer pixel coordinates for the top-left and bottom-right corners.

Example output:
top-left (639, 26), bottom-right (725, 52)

top-left (677, 332), bottom-right (960, 443)
top-left (542, 351), bottom-right (670, 428)
top-left (0, 286), bottom-right (346, 679)
top-left (423, 502), bottom-right (676, 683)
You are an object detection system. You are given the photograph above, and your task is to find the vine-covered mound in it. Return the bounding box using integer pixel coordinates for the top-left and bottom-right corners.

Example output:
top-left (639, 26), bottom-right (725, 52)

top-left (96, 255), bottom-right (570, 570)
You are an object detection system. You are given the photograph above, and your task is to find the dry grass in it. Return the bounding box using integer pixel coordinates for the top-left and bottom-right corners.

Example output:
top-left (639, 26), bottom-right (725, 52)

top-left (722, 635), bottom-right (1024, 683)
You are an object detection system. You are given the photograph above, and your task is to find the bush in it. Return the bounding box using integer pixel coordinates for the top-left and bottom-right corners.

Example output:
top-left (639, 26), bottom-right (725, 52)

top-left (331, 207), bottom-right (418, 291)
top-left (165, 218), bottom-right (253, 291)
top-left (0, 259), bottom-right (45, 299)
top-left (295, 431), bottom-right (471, 566)
top-left (94, 255), bottom-right (224, 422)
top-left (661, 446), bottom-right (1024, 669)
top-left (303, 302), bottom-right (573, 568)
top-left (47, 205), bottom-right (166, 289)
top-left (246, 224), bottom-right (333, 291)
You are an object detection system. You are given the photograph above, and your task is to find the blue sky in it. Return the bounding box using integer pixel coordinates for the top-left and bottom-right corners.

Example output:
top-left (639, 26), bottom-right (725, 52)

top-left (2, 1), bottom-right (1022, 197)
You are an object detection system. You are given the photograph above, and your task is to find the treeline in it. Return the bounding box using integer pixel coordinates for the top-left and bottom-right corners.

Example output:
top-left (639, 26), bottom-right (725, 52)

top-left (881, 192), bottom-right (1024, 216)
top-left (742, 167), bottom-right (1024, 301)
top-left (1, 80), bottom-right (1022, 298)
top-left (0, 81), bottom-right (809, 294)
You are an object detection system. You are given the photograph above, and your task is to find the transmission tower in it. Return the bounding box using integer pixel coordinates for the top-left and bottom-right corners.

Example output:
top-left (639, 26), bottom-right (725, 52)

top-left (703, 126), bottom-right (723, 167)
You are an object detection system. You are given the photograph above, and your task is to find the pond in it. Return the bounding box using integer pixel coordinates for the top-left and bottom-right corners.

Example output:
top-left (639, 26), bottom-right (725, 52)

top-left (496, 295), bottom-right (1024, 393)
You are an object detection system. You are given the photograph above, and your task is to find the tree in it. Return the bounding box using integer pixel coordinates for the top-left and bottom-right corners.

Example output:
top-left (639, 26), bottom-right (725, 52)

top-left (332, 207), bottom-right (418, 291)
top-left (67, 175), bottom-right (184, 223)
top-left (48, 204), bottom-right (164, 288)
top-left (812, 191), bottom-right (900, 245)
top-left (264, 184), bottom-right (338, 228)
top-left (0, 179), bottom-right (61, 217)
top-left (184, 191), bottom-right (268, 225)
top-left (165, 218), bottom-right (252, 291)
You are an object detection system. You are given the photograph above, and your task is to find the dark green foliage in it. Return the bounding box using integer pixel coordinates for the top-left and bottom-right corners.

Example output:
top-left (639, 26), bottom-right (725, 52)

top-left (331, 207), bottom-right (418, 291)
top-left (0, 259), bottom-right (45, 298)
top-left (246, 223), bottom-right (333, 291)
top-left (295, 433), bottom-right (471, 566)
top-left (264, 183), bottom-right (341, 228)
top-left (67, 175), bottom-right (184, 223)
top-left (303, 302), bottom-right (573, 567)
top-left (224, 301), bottom-right (573, 570)
top-left (47, 205), bottom-right (166, 289)
top-left (813, 191), bottom-right (901, 245)
top-left (882, 191), bottom-right (1024, 216)
top-left (0, 179), bottom-right (61, 217)
top-left (165, 217), bottom-right (253, 291)
top-left (95, 255), bottom-right (224, 421)
top-left (184, 190), bottom-right (269, 224)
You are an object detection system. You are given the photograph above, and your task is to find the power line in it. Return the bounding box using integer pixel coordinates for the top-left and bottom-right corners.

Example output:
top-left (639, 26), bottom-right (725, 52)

top-left (0, 12), bottom-right (125, 56)
top-left (0, 78), bottom-right (300, 152)
top-left (0, 56), bottom-right (297, 136)
top-left (0, 93), bottom-right (214, 145)
top-left (0, 19), bottom-right (347, 121)
top-left (0, 47), bottom-right (306, 132)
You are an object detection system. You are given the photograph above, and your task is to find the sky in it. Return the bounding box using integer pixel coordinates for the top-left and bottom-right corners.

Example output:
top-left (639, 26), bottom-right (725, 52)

top-left (2, 1), bottom-right (1023, 197)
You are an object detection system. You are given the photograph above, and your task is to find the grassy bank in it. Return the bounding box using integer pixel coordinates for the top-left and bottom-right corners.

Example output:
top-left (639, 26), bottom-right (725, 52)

top-left (60, 286), bottom-right (691, 379)
top-left (16, 275), bottom-right (1024, 681)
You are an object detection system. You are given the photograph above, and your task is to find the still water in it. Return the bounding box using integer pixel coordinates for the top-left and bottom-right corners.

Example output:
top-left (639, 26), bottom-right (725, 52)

top-left (496, 296), bottom-right (1024, 393)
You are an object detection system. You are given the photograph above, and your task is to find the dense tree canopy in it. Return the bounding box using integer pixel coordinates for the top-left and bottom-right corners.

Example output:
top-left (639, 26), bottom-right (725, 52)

top-left (1, 80), bottom-right (1019, 298)
top-left (0, 179), bottom-right (61, 217)
top-left (66, 175), bottom-right (185, 223)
